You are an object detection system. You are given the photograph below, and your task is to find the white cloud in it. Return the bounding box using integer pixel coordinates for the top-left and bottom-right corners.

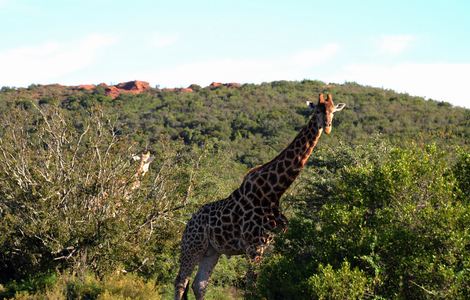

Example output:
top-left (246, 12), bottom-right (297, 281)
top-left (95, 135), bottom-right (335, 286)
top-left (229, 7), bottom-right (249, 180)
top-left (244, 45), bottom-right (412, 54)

top-left (377, 34), bottom-right (415, 55)
top-left (149, 32), bottom-right (179, 48)
top-left (140, 43), bottom-right (340, 87)
top-left (326, 62), bottom-right (470, 108)
top-left (0, 33), bottom-right (118, 86)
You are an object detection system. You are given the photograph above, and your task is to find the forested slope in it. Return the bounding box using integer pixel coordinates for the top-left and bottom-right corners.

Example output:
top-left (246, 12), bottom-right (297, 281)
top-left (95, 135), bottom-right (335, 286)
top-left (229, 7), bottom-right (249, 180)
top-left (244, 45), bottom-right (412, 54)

top-left (0, 80), bottom-right (468, 165)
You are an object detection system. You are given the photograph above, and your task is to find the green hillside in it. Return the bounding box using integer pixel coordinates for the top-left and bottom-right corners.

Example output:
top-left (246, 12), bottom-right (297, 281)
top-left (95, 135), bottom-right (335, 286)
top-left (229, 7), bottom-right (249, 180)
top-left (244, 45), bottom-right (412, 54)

top-left (0, 81), bottom-right (469, 299)
top-left (0, 80), bottom-right (468, 166)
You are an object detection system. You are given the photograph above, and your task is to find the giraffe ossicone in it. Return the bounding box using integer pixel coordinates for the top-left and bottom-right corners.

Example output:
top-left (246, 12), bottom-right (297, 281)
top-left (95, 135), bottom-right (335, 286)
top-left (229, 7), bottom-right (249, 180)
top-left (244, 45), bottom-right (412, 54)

top-left (174, 93), bottom-right (346, 300)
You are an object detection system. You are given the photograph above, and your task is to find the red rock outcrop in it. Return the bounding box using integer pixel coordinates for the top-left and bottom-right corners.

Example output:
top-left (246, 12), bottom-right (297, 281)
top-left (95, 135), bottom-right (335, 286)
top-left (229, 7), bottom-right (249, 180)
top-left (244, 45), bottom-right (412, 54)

top-left (115, 80), bottom-right (150, 92)
top-left (179, 88), bottom-right (193, 93)
top-left (73, 80), bottom-right (243, 99)
top-left (209, 82), bottom-right (223, 89)
top-left (105, 86), bottom-right (121, 99)
top-left (99, 80), bottom-right (151, 99)
top-left (74, 81), bottom-right (241, 98)
top-left (77, 84), bottom-right (96, 91)
top-left (208, 82), bottom-right (241, 89)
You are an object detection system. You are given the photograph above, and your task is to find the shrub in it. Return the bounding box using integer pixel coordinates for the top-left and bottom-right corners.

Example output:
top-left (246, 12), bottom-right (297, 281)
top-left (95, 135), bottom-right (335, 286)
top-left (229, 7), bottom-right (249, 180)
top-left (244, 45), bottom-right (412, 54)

top-left (307, 261), bottom-right (371, 300)
top-left (453, 149), bottom-right (470, 200)
top-left (4, 272), bottom-right (160, 300)
top-left (0, 106), bottom-right (192, 282)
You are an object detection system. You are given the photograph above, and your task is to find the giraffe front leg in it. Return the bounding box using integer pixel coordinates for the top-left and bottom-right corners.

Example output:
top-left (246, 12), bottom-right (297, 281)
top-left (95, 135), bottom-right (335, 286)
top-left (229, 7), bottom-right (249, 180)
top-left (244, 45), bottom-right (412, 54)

top-left (246, 244), bottom-right (264, 263)
top-left (271, 206), bottom-right (288, 233)
top-left (245, 236), bottom-right (269, 264)
top-left (263, 211), bottom-right (288, 233)
top-left (262, 214), bottom-right (278, 232)
top-left (275, 212), bottom-right (289, 233)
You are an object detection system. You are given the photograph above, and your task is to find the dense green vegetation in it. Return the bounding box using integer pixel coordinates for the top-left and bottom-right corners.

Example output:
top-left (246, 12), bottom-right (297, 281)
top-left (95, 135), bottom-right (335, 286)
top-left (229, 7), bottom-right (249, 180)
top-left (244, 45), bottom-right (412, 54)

top-left (1, 81), bottom-right (467, 165)
top-left (0, 81), bottom-right (468, 299)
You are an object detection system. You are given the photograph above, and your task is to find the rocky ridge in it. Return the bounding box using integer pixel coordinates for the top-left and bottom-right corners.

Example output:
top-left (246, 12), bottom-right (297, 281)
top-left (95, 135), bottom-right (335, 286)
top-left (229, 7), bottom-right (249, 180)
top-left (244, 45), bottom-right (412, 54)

top-left (76, 80), bottom-right (241, 99)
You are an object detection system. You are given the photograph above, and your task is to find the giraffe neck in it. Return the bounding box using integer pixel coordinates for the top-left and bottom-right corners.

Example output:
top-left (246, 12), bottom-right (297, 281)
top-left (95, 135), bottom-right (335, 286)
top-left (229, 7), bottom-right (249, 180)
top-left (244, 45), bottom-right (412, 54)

top-left (240, 112), bottom-right (323, 201)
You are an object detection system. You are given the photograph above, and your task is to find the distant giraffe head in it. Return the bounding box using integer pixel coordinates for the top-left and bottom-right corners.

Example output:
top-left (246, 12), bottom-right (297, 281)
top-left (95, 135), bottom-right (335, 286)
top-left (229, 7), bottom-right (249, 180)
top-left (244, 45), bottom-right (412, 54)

top-left (307, 93), bottom-right (346, 134)
top-left (132, 151), bottom-right (154, 177)
top-left (130, 151), bottom-right (154, 191)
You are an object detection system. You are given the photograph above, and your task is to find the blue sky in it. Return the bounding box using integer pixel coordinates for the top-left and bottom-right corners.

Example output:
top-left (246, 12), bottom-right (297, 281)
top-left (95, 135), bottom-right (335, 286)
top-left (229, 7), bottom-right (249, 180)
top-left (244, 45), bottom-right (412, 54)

top-left (1, 0), bottom-right (469, 107)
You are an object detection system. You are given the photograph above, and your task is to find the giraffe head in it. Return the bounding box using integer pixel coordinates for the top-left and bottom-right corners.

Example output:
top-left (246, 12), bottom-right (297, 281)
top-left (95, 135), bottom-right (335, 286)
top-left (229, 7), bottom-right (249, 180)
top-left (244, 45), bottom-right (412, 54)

top-left (307, 93), bottom-right (345, 134)
top-left (132, 151), bottom-right (154, 177)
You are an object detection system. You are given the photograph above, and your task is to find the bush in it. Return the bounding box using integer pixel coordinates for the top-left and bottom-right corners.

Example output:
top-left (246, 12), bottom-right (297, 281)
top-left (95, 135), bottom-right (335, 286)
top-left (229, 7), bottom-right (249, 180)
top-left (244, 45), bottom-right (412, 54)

top-left (307, 261), bottom-right (371, 300)
top-left (453, 149), bottom-right (470, 200)
top-left (3, 272), bottom-right (160, 300)
top-left (0, 106), bottom-right (192, 282)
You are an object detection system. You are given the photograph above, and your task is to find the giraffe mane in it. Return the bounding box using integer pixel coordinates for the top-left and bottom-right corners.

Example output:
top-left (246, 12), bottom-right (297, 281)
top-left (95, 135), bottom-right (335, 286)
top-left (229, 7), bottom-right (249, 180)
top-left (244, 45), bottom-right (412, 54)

top-left (243, 165), bottom-right (263, 179)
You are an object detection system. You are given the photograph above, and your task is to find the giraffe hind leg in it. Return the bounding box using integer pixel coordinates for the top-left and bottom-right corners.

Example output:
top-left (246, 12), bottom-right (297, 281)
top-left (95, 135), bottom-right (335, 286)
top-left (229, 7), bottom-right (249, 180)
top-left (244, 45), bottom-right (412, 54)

top-left (182, 283), bottom-right (189, 300)
top-left (175, 224), bottom-right (210, 299)
top-left (174, 251), bottom-right (198, 300)
top-left (192, 248), bottom-right (220, 300)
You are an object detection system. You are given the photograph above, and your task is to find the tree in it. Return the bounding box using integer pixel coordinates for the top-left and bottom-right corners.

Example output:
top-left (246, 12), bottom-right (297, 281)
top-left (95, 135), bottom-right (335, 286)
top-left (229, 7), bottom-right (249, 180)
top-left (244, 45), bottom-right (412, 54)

top-left (0, 105), bottom-right (191, 282)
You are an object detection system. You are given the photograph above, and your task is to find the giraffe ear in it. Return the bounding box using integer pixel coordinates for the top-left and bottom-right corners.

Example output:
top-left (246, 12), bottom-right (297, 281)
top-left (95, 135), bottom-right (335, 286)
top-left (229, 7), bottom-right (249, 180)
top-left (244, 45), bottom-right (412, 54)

top-left (334, 103), bottom-right (346, 112)
top-left (318, 93), bottom-right (325, 104)
top-left (306, 101), bottom-right (316, 109)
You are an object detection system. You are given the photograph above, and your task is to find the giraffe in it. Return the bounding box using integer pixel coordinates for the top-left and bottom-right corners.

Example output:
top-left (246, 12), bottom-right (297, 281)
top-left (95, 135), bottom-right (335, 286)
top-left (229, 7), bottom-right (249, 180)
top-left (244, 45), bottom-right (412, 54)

top-left (131, 151), bottom-right (155, 190)
top-left (88, 150), bottom-right (154, 215)
top-left (174, 93), bottom-right (346, 300)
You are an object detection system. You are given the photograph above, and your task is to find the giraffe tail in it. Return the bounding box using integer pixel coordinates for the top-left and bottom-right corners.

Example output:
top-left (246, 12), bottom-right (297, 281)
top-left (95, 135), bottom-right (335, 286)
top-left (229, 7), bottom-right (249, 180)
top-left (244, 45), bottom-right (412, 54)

top-left (182, 280), bottom-right (190, 300)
